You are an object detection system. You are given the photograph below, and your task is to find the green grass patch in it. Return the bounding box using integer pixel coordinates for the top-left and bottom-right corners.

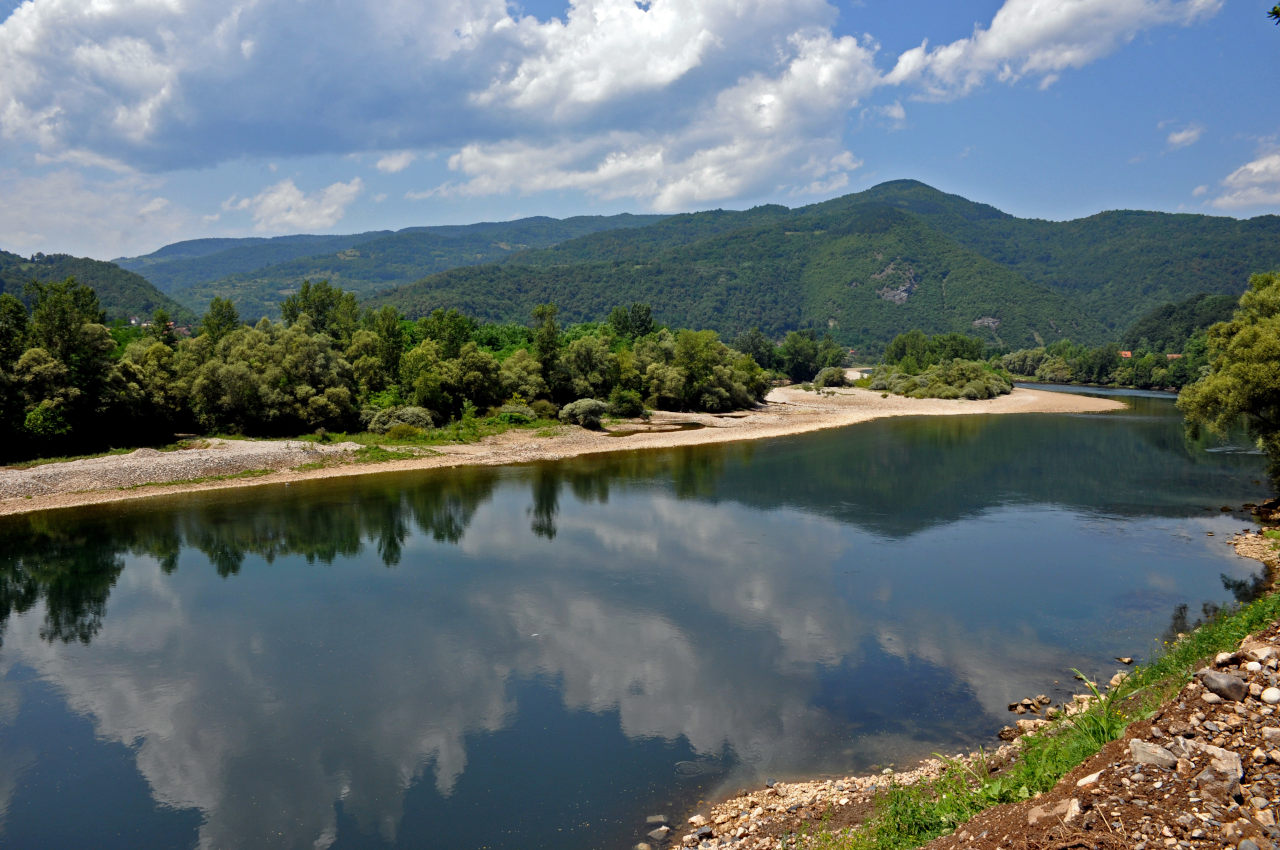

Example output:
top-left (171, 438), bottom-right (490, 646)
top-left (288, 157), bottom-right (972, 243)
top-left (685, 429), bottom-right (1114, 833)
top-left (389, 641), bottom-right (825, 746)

top-left (119, 468), bottom-right (275, 490)
top-left (292, 460), bottom-right (332, 472)
top-left (801, 588), bottom-right (1280, 849)
top-left (353, 446), bottom-right (420, 464)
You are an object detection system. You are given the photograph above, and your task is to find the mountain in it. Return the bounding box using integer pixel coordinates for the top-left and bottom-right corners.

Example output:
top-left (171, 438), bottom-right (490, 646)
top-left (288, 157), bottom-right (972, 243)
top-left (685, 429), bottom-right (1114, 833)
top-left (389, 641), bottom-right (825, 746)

top-left (118, 214), bottom-right (666, 319)
top-left (370, 202), bottom-right (1106, 353)
top-left (366, 180), bottom-right (1280, 351)
top-left (0, 251), bottom-right (196, 324)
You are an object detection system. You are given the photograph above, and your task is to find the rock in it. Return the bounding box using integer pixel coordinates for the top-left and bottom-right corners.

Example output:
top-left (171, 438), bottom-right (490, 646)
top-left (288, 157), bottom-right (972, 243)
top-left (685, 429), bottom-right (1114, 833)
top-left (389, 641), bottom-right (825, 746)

top-left (1027, 799), bottom-right (1070, 826)
top-left (695, 826), bottom-right (713, 840)
top-left (648, 826), bottom-right (670, 840)
top-left (1200, 670), bottom-right (1247, 702)
top-left (1216, 651), bottom-right (1239, 667)
top-left (712, 814), bottom-right (731, 825)
top-left (1238, 840), bottom-right (1261, 850)
top-left (687, 815), bottom-right (707, 827)
top-left (646, 815), bottom-right (669, 825)
top-left (1076, 770), bottom-right (1103, 787)
top-left (1064, 798), bottom-right (1081, 823)
top-left (1257, 809), bottom-right (1276, 827)
top-left (1194, 764), bottom-right (1243, 803)
top-left (1130, 740), bottom-right (1177, 770)
top-left (1116, 657), bottom-right (1134, 665)
top-left (1203, 692), bottom-right (1224, 705)
top-left (1246, 661), bottom-right (1264, 672)
top-left (1108, 671), bottom-right (1128, 689)
top-left (1261, 687), bottom-right (1280, 705)
top-left (997, 726), bottom-right (1019, 741)
top-left (635, 844), bottom-right (653, 850)
top-left (1016, 718), bottom-right (1050, 735)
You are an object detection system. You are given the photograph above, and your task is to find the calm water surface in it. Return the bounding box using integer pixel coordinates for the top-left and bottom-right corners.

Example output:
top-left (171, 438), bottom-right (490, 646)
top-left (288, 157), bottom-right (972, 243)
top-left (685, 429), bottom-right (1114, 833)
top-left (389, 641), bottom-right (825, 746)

top-left (0, 393), bottom-right (1269, 849)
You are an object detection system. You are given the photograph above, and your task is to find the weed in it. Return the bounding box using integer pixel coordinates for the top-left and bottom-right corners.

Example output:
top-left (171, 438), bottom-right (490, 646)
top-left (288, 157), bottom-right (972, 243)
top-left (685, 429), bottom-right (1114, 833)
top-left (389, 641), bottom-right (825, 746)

top-left (353, 446), bottom-right (418, 464)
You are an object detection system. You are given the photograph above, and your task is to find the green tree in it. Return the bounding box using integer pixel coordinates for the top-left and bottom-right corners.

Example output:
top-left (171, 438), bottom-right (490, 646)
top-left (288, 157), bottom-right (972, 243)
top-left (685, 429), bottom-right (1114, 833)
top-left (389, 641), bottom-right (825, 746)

top-left (280, 280), bottom-right (358, 345)
top-left (148, 308), bottom-right (176, 347)
top-left (1178, 271), bottom-right (1280, 486)
top-left (532, 303), bottom-right (561, 387)
top-left (200, 296), bottom-right (240, 344)
top-left (0, 293), bottom-right (28, 368)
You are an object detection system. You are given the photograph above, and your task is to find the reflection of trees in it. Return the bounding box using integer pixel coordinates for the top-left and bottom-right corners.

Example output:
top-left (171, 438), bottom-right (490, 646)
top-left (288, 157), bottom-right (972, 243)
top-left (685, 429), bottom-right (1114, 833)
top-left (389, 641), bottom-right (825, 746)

top-left (1161, 566), bottom-right (1270, 645)
top-left (0, 468), bottom-right (502, 646)
top-left (0, 517), bottom-right (126, 646)
top-left (529, 467), bottom-right (560, 539)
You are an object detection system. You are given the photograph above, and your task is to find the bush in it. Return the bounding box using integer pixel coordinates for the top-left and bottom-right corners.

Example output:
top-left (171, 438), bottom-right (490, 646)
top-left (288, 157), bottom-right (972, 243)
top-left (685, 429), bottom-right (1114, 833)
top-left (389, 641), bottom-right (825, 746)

top-left (384, 423), bottom-right (426, 440)
top-left (870, 359), bottom-right (1012, 400)
top-left (813, 367), bottom-right (849, 389)
top-left (367, 405), bottom-right (435, 434)
top-left (529, 399), bottom-right (559, 420)
top-left (493, 402), bottom-right (537, 425)
top-left (559, 398), bottom-right (608, 429)
top-left (608, 387), bottom-right (646, 418)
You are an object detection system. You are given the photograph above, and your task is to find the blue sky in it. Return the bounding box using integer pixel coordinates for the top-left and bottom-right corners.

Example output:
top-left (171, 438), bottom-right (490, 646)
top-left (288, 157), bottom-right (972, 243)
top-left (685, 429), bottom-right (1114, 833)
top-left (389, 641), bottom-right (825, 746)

top-left (0, 0), bottom-right (1275, 259)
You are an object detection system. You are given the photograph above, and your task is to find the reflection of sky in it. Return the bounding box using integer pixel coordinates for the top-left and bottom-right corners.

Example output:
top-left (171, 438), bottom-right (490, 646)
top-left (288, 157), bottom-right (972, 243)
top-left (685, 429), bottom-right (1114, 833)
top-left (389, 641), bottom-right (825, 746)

top-left (0, 429), bottom-right (1265, 848)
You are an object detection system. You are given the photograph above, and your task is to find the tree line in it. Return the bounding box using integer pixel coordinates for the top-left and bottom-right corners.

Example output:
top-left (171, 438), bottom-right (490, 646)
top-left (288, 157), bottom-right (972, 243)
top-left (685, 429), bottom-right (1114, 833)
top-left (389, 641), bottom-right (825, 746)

top-left (0, 278), bottom-right (847, 464)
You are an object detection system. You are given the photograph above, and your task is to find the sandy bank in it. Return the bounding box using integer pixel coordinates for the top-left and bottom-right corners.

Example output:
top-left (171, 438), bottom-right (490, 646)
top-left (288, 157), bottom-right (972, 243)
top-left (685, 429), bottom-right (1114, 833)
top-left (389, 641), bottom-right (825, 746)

top-left (0, 385), bottom-right (1123, 517)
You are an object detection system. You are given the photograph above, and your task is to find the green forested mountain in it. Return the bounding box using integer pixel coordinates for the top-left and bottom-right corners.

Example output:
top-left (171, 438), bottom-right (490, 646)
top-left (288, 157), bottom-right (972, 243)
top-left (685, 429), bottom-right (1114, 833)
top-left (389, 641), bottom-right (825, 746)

top-left (119, 214), bottom-right (665, 319)
top-left (370, 201), bottom-right (1106, 353)
top-left (844, 180), bottom-right (1280, 331)
top-left (0, 250), bottom-right (195, 323)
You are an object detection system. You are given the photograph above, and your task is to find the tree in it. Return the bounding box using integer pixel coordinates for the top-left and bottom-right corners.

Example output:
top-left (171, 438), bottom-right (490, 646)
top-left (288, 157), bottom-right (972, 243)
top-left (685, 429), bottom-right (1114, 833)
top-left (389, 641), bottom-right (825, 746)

top-left (532, 303), bottom-right (560, 386)
top-left (0, 294), bottom-right (28, 368)
top-left (1271, 5), bottom-right (1279, 24)
top-left (200, 297), bottom-right (240, 344)
top-left (1178, 271), bottom-right (1280, 486)
top-left (148, 308), bottom-right (176, 347)
top-left (280, 280), bottom-right (358, 345)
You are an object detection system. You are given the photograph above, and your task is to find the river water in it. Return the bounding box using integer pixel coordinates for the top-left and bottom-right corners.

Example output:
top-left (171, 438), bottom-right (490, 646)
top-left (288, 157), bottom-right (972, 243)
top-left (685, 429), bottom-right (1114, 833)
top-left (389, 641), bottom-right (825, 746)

top-left (0, 392), bottom-right (1268, 849)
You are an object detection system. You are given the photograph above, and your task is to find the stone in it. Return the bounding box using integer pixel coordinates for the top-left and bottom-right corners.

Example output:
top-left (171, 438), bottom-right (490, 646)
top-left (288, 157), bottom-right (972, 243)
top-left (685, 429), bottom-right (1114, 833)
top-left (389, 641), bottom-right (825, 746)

top-left (1261, 687), bottom-right (1280, 705)
top-left (1203, 693), bottom-right (1224, 705)
top-left (1216, 651), bottom-right (1238, 667)
top-left (695, 826), bottom-right (713, 840)
top-left (1247, 661), bottom-right (1264, 673)
top-left (1200, 671), bottom-right (1248, 702)
top-left (1076, 770), bottom-right (1103, 787)
top-left (1257, 809), bottom-right (1276, 827)
top-left (687, 815), bottom-right (707, 827)
top-left (1064, 798), bottom-right (1082, 823)
top-left (635, 844), bottom-right (653, 850)
top-left (648, 827), bottom-right (671, 841)
top-left (1130, 740), bottom-right (1178, 770)
top-left (1263, 727), bottom-right (1280, 744)
top-left (646, 815), bottom-right (669, 825)
top-left (1017, 718), bottom-right (1050, 735)
top-left (1027, 799), bottom-right (1070, 826)
top-left (1194, 765), bottom-right (1243, 804)
top-left (1238, 840), bottom-right (1261, 850)
top-left (1109, 671), bottom-right (1128, 689)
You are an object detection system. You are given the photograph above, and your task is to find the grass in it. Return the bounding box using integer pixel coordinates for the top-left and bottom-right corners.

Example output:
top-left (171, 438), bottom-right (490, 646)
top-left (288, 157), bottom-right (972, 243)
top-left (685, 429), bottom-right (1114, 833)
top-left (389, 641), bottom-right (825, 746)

top-left (796, 587), bottom-right (1280, 849)
top-left (352, 446), bottom-right (422, 464)
top-left (119, 468), bottom-right (275, 490)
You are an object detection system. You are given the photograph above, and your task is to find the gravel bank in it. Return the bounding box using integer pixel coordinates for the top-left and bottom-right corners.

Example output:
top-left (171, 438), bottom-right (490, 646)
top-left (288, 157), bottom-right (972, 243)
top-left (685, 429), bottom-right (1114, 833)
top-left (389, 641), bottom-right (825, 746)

top-left (0, 385), bottom-right (1123, 517)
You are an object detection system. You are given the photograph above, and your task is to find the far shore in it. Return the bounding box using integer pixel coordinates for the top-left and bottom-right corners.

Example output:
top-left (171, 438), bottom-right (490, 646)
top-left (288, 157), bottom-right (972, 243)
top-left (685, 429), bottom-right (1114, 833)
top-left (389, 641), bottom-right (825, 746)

top-left (0, 385), bottom-right (1124, 517)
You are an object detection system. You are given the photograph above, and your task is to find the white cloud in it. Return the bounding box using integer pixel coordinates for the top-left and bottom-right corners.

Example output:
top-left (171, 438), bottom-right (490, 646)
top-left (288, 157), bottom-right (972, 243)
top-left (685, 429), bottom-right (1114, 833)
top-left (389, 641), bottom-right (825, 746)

top-left (1166, 123), bottom-right (1204, 149)
top-left (885, 0), bottom-right (1222, 97)
top-left (435, 31), bottom-right (876, 210)
top-left (225, 178), bottom-right (364, 232)
top-left (1192, 184), bottom-right (1208, 197)
top-left (375, 151), bottom-right (417, 174)
top-left (0, 168), bottom-right (191, 258)
top-left (1211, 151), bottom-right (1280, 210)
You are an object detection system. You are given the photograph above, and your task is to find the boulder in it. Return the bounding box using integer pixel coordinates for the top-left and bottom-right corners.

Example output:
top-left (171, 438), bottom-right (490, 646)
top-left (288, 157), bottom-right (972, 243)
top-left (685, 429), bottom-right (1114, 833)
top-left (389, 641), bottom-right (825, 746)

top-left (1129, 740), bottom-right (1177, 770)
top-left (1199, 670), bottom-right (1247, 702)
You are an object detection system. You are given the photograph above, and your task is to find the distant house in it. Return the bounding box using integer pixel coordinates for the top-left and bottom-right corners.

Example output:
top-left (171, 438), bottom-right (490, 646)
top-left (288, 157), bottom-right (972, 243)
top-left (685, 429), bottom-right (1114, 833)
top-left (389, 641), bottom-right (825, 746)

top-left (1166, 353), bottom-right (1183, 360)
top-left (1119, 351), bottom-right (1132, 359)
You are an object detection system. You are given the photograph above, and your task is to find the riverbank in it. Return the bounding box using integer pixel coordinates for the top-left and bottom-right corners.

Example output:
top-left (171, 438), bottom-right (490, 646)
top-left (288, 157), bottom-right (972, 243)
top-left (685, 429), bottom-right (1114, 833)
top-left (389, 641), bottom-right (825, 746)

top-left (660, 521), bottom-right (1280, 850)
top-left (0, 384), bottom-right (1122, 517)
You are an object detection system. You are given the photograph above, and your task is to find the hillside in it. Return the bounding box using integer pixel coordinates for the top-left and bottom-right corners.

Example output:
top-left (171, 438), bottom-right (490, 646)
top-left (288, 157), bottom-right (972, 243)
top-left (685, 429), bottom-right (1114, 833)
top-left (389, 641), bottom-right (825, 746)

top-left (119, 214), bottom-right (665, 319)
top-left (0, 250), bottom-right (195, 324)
top-left (363, 181), bottom-right (1278, 351)
top-left (845, 180), bottom-right (1280, 332)
top-left (371, 203), bottom-right (1105, 353)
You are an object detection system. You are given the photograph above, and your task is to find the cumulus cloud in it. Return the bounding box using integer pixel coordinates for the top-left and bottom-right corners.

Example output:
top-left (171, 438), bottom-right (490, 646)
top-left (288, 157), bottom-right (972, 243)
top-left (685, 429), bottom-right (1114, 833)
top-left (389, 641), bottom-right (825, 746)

top-left (434, 31), bottom-right (877, 210)
top-left (224, 178), bottom-right (364, 232)
top-left (1166, 123), bottom-right (1204, 149)
top-left (375, 152), bottom-right (417, 174)
top-left (0, 168), bottom-right (191, 258)
top-left (1211, 151), bottom-right (1280, 210)
top-left (884, 0), bottom-right (1222, 97)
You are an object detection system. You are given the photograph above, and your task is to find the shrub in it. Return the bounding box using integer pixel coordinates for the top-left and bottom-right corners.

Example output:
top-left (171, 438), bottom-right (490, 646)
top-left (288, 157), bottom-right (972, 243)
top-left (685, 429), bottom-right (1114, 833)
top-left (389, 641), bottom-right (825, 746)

top-left (870, 359), bottom-right (1012, 400)
top-left (367, 405), bottom-right (436, 434)
top-left (608, 387), bottom-right (646, 418)
top-left (384, 423), bottom-right (426, 440)
top-left (559, 398), bottom-right (608, 429)
top-left (493, 402), bottom-right (537, 425)
top-left (813, 367), bottom-right (849, 389)
top-left (529, 399), bottom-right (559, 420)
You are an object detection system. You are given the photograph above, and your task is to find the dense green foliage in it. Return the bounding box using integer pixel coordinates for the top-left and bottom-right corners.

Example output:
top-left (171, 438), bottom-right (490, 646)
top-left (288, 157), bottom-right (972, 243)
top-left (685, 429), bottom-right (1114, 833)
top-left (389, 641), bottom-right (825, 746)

top-left (870, 359), bottom-right (1012, 400)
top-left (0, 282), bottom-right (772, 463)
top-left (1121, 292), bottom-right (1239, 352)
top-left (0, 250), bottom-right (194, 324)
top-left (118, 214), bottom-right (664, 320)
top-left (1179, 271), bottom-right (1280, 486)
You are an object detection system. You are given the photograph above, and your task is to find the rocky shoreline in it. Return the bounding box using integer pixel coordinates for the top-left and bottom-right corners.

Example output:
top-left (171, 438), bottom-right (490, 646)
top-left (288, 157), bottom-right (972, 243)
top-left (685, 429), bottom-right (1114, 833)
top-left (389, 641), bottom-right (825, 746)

top-left (653, 511), bottom-right (1280, 850)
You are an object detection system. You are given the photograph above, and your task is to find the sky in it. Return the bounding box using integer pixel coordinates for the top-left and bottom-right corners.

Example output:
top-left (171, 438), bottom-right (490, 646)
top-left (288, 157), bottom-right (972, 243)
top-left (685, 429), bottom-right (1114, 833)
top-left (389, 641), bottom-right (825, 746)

top-left (0, 0), bottom-right (1276, 260)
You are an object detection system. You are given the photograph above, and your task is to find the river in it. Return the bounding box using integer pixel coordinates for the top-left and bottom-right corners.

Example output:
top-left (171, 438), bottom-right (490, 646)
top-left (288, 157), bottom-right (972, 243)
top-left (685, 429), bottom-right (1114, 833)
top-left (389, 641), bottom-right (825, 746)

top-left (0, 391), bottom-right (1268, 849)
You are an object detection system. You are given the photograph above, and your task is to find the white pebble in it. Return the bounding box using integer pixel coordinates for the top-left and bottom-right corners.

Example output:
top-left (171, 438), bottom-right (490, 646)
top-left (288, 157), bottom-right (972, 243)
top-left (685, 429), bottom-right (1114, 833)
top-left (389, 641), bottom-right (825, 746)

top-left (1262, 687), bottom-right (1280, 705)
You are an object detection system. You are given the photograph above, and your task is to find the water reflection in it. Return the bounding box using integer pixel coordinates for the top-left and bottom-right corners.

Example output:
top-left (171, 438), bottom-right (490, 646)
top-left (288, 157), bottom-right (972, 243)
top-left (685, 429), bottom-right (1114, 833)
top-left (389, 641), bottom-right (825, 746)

top-left (0, 396), bottom-right (1269, 849)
